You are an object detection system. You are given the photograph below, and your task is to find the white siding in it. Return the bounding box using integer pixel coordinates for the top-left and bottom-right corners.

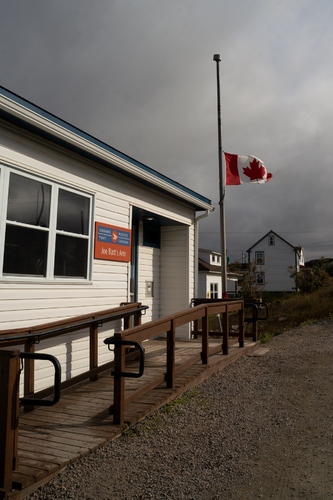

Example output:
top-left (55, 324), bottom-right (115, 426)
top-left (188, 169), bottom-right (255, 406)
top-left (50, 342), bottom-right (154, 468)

top-left (137, 222), bottom-right (161, 323)
top-left (0, 125), bottom-right (195, 329)
top-left (0, 122), bottom-right (198, 390)
top-left (160, 225), bottom-right (191, 338)
top-left (249, 234), bottom-right (296, 292)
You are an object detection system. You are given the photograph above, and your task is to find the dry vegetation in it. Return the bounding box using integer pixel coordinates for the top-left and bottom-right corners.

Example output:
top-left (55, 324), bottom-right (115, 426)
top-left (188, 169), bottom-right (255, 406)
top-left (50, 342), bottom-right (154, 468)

top-left (257, 281), bottom-right (333, 343)
top-left (207, 280), bottom-right (333, 344)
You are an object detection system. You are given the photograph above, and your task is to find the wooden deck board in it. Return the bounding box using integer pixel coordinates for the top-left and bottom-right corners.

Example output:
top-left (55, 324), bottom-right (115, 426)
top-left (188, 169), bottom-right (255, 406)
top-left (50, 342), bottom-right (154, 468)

top-left (19, 427), bottom-right (103, 449)
top-left (7, 338), bottom-right (259, 499)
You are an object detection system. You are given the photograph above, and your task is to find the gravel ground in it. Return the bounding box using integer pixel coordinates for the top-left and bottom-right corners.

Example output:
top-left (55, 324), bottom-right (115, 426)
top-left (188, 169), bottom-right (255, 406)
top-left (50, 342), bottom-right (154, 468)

top-left (29, 320), bottom-right (333, 500)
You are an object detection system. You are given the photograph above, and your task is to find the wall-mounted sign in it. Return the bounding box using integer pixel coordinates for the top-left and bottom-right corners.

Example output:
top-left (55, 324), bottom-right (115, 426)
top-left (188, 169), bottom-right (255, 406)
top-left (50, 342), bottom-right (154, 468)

top-left (94, 222), bottom-right (131, 262)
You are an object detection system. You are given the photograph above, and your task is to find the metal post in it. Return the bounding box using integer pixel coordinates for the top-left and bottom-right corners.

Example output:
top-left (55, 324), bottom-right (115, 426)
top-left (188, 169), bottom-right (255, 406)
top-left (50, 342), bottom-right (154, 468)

top-left (213, 54), bottom-right (228, 298)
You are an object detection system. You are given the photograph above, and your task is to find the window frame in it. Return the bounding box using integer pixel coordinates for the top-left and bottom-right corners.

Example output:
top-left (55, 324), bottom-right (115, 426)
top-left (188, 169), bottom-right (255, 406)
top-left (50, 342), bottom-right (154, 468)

top-left (142, 220), bottom-right (160, 249)
top-left (268, 235), bottom-right (275, 246)
top-left (256, 272), bottom-right (265, 285)
top-left (210, 282), bottom-right (218, 299)
top-left (0, 163), bottom-right (94, 283)
top-left (255, 251), bottom-right (265, 265)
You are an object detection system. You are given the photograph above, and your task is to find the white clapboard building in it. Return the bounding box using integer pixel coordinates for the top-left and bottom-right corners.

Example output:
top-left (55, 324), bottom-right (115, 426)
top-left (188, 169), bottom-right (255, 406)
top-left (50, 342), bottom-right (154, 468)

top-left (198, 249), bottom-right (240, 298)
top-left (247, 230), bottom-right (305, 292)
top-left (0, 86), bottom-right (213, 391)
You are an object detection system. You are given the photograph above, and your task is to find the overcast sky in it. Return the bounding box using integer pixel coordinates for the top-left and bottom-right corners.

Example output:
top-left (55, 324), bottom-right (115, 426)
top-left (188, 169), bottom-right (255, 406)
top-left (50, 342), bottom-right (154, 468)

top-left (1, 0), bottom-right (332, 262)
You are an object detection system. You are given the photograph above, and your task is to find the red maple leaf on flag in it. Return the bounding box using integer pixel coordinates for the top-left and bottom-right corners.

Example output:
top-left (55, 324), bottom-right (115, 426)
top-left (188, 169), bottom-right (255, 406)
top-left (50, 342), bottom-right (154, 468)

top-left (243, 158), bottom-right (266, 181)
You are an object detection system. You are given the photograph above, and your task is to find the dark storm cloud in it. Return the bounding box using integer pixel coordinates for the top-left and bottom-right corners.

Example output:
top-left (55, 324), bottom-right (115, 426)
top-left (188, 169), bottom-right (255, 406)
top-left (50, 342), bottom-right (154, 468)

top-left (1, 0), bottom-right (333, 261)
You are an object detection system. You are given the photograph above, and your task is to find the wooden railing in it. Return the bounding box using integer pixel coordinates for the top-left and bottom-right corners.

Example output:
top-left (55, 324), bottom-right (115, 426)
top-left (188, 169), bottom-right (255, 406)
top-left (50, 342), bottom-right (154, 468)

top-left (0, 302), bottom-right (146, 405)
top-left (0, 300), bottom-right (246, 496)
top-left (0, 348), bottom-right (20, 496)
top-left (109, 300), bottom-right (245, 425)
top-left (0, 302), bottom-right (146, 497)
top-left (191, 298), bottom-right (269, 342)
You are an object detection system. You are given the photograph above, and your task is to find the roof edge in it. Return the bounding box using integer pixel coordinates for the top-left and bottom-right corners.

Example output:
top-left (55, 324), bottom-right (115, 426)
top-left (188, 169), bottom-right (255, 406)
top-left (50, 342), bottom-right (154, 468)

top-left (0, 86), bottom-right (212, 211)
top-left (247, 230), bottom-right (298, 252)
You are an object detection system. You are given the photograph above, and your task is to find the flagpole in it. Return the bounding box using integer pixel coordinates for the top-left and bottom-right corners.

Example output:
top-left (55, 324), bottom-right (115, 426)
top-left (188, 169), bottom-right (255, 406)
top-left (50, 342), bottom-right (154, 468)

top-left (213, 54), bottom-right (228, 298)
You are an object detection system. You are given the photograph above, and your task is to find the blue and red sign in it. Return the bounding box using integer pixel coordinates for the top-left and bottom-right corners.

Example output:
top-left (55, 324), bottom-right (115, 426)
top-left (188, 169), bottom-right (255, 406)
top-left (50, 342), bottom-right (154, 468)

top-left (94, 222), bottom-right (131, 262)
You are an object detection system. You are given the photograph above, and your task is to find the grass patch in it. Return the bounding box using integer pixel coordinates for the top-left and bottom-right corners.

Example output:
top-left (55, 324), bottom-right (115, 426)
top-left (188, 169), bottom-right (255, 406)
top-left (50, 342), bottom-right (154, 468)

top-left (257, 282), bottom-right (333, 343)
top-left (121, 388), bottom-right (213, 438)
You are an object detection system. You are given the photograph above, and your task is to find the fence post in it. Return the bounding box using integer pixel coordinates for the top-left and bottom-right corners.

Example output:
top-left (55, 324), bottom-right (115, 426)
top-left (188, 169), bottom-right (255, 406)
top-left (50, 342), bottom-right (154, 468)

top-left (192, 318), bottom-right (199, 339)
top-left (0, 349), bottom-right (20, 494)
top-left (238, 303), bottom-right (244, 348)
top-left (222, 305), bottom-right (229, 355)
top-left (23, 342), bottom-right (35, 412)
top-left (166, 319), bottom-right (175, 388)
top-left (112, 339), bottom-right (125, 425)
top-left (252, 306), bottom-right (258, 341)
top-left (202, 307), bottom-right (209, 364)
top-left (89, 320), bottom-right (99, 382)
top-left (134, 305), bottom-right (142, 327)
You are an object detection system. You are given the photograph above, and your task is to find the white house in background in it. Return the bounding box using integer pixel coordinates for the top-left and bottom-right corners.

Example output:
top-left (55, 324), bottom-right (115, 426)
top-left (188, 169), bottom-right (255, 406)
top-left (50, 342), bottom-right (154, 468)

top-left (198, 249), bottom-right (240, 298)
top-left (0, 86), bottom-right (213, 391)
top-left (246, 230), bottom-right (305, 292)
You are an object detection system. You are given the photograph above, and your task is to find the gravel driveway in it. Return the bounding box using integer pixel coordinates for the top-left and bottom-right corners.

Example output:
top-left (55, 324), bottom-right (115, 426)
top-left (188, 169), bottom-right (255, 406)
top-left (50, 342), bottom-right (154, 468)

top-left (29, 319), bottom-right (333, 500)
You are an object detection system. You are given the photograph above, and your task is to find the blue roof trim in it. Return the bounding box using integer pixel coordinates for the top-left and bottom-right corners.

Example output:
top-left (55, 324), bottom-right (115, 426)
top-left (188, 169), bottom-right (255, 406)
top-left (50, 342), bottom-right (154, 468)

top-left (0, 86), bottom-right (211, 207)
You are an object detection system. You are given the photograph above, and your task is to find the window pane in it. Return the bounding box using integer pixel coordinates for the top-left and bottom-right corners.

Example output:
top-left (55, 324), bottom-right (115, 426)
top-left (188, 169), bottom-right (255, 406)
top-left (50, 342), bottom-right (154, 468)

top-left (143, 222), bottom-right (160, 248)
top-left (3, 225), bottom-right (48, 276)
top-left (7, 173), bottom-right (51, 227)
top-left (54, 234), bottom-right (88, 278)
top-left (57, 189), bottom-right (90, 235)
top-left (256, 252), bottom-right (264, 264)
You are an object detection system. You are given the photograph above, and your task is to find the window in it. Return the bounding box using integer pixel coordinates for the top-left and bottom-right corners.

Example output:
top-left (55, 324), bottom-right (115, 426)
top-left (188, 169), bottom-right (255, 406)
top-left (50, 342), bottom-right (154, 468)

top-left (255, 251), bottom-right (264, 265)
top-left (1, 166), bottom-right (93, 280)
top-left (210, 282), bottom-right (218, 299)
top-left (143, 220), bottom-right (160, 248)
top-left (268, 235), bottom-right (275, 246)
top-left (256, 273), bottom-right (265, 285)
top-left (211, 254), bottom-right (220, 265)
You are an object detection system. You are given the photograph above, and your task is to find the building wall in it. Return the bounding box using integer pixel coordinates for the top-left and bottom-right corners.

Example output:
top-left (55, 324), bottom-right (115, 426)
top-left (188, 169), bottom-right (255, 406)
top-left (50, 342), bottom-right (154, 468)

top-left (0, 122), bottom-right (196, 390)
top-left (137, 221), bottom-right (161, 323)
top-left (160, 225), bottom-right (192, 338)
top-left (249, 235), bottom-right (296, 292)
top-left (198, 272), bottom-right (207, 298)
top-left (198, 272), bottom-right (238, 299)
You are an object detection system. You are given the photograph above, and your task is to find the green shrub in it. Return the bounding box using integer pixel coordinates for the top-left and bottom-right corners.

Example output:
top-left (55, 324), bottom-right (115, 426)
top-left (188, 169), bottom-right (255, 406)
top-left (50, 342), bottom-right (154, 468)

top-left (325, 261), bottom-right (333, 277)
top-left (289, 258), bottom-right (330, 294)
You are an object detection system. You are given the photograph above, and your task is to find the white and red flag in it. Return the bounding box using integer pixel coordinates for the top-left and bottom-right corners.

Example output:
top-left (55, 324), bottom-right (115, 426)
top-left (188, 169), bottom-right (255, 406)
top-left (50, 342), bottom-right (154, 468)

top-left (224, 153), bottom-right (272, 185)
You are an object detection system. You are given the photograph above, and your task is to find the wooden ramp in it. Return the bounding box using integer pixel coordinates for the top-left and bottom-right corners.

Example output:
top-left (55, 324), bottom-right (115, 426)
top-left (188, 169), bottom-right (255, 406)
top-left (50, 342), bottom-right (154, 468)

top-left (10, 338), bottom-right (259, 499)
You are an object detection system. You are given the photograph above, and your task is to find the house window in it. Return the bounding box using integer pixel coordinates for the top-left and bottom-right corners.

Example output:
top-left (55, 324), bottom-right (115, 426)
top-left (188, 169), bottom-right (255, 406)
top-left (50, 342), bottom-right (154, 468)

top-left (143, 220), bottom-right (160, 248)
top-left (256, 273), bottom-right (265, 285)
top-left (268, 235), bottom-right (275, 246)
top-left (255, 251), bottom-right (264, 265)
top-left (210, 282), bottom-right (218, 299)
top-left (211, 254), bottom-right (220, 265)
top-left (1, 166), bottom-right (93, 280)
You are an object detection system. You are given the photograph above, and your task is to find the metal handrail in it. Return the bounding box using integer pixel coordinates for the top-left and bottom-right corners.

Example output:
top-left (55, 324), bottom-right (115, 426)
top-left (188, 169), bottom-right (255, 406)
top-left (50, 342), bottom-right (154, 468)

top-left (244, 300), bottom-right (269, 321)
top-left (19, 352), bottom-right (61, 406)
top-left (104, 337), bottom-right (145, 378)
top-left (244, 303), bottom-right (259, 323)
top-left (258, 302), bottom-right (269, 320)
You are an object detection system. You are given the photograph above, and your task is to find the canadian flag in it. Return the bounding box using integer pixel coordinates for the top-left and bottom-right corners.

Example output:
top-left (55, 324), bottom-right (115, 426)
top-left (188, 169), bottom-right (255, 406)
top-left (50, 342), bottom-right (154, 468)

top-left (224, 153), bottom-right (273, 185)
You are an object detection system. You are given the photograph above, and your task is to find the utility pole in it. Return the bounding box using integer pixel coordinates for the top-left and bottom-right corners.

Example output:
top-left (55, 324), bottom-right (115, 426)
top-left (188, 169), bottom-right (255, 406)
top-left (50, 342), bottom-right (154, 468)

top-left (213, 54), bottom-right (228, 298)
